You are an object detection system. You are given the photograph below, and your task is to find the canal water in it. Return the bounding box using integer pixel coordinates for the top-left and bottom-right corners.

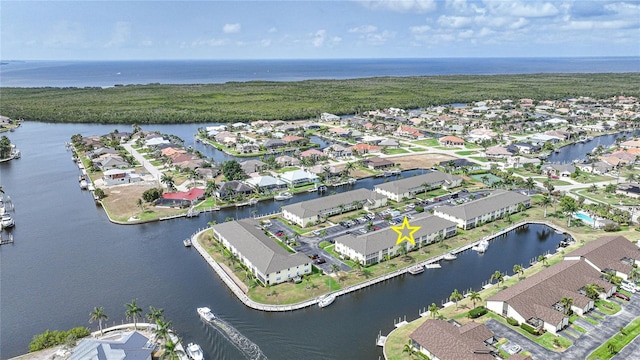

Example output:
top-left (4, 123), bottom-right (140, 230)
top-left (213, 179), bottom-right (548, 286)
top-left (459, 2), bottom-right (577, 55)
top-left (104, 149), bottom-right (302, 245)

top-left (1, 122), bottom-right (566, 360)
top-left (547, 129), bottom-right (640, 163)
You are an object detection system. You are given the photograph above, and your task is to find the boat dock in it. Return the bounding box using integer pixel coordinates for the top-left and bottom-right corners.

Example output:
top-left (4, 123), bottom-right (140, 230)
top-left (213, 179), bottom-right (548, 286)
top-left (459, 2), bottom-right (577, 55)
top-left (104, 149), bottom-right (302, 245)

top-left (0, 233), bottom-right (14, 246)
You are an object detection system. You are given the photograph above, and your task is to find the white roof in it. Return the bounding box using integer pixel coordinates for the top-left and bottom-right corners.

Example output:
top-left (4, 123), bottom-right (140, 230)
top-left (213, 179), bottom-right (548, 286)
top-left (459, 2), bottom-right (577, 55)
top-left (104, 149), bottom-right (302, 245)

top-left (280, 169), bottom-right (318, 182)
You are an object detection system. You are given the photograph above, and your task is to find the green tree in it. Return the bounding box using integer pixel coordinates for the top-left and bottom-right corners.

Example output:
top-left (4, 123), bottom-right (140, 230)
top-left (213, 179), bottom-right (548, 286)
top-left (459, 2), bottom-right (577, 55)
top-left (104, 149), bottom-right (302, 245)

top-left (402, 340), bottom-right (416, 358)
top-left (428, 302), bottom-right (439, 319)
top-left (160, 174), bottom-right (176, 191)
top-left (222, 160), bottom-right (247, 180)
top-left (450, 289), bottom-right (464, 310)
top-left (89, 306), bottom-right (108, 335)
top-left (538, 254), bottom-right (548, 266)
top-left (146, 306), bottom-right (165, 324)
top-left (525, 177), bottom-right (535, 195)
top-left (513, 264), bottom-right (524, 279)
top-left (491, 270), bottom-right (505, 286)
top-left (330, 263), bottom-right (339, 274)
top-left (468, 290), bottom-right (482, 308)
top-left (125, 299), bottom-right (143, 330)
top-left (560, 297), bottom-right (573, 315)
top-left (540, 196), bottom-right (552, 218)
top-left (560, 196), bottom-right (578, 227)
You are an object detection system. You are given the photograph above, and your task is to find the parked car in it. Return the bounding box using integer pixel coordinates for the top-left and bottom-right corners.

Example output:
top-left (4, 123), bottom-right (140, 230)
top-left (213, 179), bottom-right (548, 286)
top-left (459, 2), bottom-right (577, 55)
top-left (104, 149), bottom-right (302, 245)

top-left (373, 226), bottom-right (380, 231)
top-left (314, 258), bottom-right (326, 265)
top-left (310, 254), bottom-right (319, 259)
top-left (622, 280), bottom-right (639, 292)
top-left (275, 230), bottom-right (285, 237)
top-left (366, 214), bottom-right (376, 221)
top-left (613, 292), bottom-right (631, 301)
top-left (358, 228), bottom-right (368, 234)
top-left (620, 284), bottom-right (637, 294)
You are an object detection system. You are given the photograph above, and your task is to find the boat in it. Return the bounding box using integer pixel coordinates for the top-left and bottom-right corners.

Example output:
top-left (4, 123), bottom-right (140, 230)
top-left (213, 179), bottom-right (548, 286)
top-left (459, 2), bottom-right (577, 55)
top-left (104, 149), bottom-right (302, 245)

top-left (318, 294), bottom-right (336, 308)
top-left (472, 240), bottom-right (489, 253)
top-left (408, 265), bottom-right (424, 275)
top-left (183, 238), bottom-right (192, 247)
top-left (317, 185), bottom-right (327, 193)
top-left (80, 180), bottom-right (88, 190)
top-left (443, 252), bottom-right (457, 261)
top-left (185, 210), bottom-right (200, 218)
top-left (1, 213), bottom-right (15, 228)
top-left (274, 192), bottom-right (293, 201)
top-left (186, 342), bottom-right (204, 360)
top-left (197, 307), bottom-right (215, 322)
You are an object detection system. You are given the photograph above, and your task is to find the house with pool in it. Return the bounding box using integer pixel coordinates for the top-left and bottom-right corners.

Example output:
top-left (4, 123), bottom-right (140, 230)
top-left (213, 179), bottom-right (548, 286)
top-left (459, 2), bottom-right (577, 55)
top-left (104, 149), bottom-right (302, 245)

top-left (281, 188), bottom-right (387, 227)
top-left (334, 215), bottom-right (457, 265)
top-left (212, 218), bottom-right (312, 286)
top-left (432, 190), bottom-right (530, 230)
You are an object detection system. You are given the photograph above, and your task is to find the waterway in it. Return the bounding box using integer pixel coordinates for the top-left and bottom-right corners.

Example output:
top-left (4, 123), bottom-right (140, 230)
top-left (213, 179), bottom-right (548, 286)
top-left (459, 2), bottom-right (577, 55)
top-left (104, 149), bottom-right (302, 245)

top-left (547, 129), bottom-right (640, 163)
top-left (1, 122), bottom-right (567, 359)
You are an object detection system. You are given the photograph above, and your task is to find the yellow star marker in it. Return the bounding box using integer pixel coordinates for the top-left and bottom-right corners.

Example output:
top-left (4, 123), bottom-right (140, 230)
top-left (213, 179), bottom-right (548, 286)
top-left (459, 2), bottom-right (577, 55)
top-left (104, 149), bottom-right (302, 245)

top-left (392, 216), bottom-right (421, 246)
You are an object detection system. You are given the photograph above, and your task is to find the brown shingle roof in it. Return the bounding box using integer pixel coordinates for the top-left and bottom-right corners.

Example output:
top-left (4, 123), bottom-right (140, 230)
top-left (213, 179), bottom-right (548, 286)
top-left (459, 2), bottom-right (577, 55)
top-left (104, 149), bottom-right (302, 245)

top-left (410, 320), bottom-right (494, 360)
top-left (567, 235), bottom-right (640, 275)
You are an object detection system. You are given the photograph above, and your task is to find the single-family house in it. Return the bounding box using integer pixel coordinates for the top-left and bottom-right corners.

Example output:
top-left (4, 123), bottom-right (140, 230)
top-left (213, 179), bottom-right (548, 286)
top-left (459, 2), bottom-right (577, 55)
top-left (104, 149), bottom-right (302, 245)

top-left (616, 183), bottom-right (640, 198)
top-left (323, 144), bottom-right (352, 159)
top-left (240, 160), bottom-right (266, 175)
top-left (620, 139), bottom-right (640, 149)
top-left (433, 190), bottom-right (530, 230)
top-left (68, 330), bottom-right (154, 360)
top-left (95, 156), bottom-right (129, 171)
top-left (320, 112), bottom-right (341, 122)
top-left (335, 215), bottom-right (456, 265)
top-left (282, 189), bottom-right (386, 227)
top-left (299, 149), bottom-right (325, 160)
top-left (279, 169), bottom-right (318, 187)
top-left (102, 169), bottom-right (143, 186)
top-left (409, 320), bottom-right (497, 360)
top-left (275, 155), bottom-right (301, 167)
top-left (157, 188), bottom-right (205, 208)
top-left (394, 125), bottom-right (423, 139)
top-left (541, 163), bottom-right (575, 177)
top-left (374, 171), bottom-right (462, 202)
top-left (349, 143), bottom-right (380, 155)
top-left (245, 175), bottom-right (287, 193)
top-left (216, 180), bottom-right (255, 199)
top-left (263, 139), bottom-right (287, 149)
top-left (438, 135), bottom-right (465, 147)
top-left (378, 138), bottom-right (399, 148)
top-left (485, 146), bottom-right (514, 159)
top-left (361, 157), bottom-right (395, 170)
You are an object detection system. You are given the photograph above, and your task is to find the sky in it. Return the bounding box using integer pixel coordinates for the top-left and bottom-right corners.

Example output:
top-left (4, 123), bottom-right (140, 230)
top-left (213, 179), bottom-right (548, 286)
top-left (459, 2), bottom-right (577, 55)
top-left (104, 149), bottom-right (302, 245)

top-left (1, 0), bottom-right (639, 60)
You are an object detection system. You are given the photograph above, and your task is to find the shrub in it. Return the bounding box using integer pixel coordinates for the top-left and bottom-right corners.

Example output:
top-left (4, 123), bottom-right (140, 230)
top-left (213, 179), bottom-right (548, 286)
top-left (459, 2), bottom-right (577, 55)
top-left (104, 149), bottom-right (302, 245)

top-left (507, 317), bottom-right (519, 326)
top-left (142, 187), bottom-right (163, 202)
top-left (29, 327), bottom-right (90, 352)
top-left (468, 306), bottom-right (488, 319)
top-left (603, 223), bottom-right (621, 232)
top-left (415, 206), bottom-right (424, 213)
top-left (521, 322), bottom-right (540, 335)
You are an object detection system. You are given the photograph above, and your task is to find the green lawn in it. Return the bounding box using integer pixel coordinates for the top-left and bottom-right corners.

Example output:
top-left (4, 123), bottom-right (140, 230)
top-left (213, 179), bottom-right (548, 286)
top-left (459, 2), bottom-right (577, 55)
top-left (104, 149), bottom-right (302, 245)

top-left (455, 150), bottom-right (478, 155)
top-left (587, 317), bottom-right (640, 360)
top-left (413, 138), bottom-right (439, 147)
top-left (385, 148), bottom-right (410, 155)
top-left (470, 173), bottom-right (503, 185)
top-left (574, 189), bottom-right (640, 207)
top-left (595, 300), bottom-right (621, 315)
top-left (470, 156), bottom-right (490, 163)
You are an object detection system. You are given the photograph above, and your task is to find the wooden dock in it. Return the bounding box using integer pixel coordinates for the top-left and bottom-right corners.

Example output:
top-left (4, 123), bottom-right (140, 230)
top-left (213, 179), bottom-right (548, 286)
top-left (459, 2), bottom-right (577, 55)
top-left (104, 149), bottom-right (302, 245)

top-left (0, 234), bottom-right (14, 246)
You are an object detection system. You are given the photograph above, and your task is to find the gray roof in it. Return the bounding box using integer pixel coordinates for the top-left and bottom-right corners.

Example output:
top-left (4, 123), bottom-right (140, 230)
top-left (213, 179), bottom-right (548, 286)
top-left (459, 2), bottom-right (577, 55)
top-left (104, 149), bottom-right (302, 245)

top-left (69, 331), bottom-right (152, 360)
top-left (374, 171), bottom-right (462, 194)
top-left (213, 219), bottom-right (310, 274)
top-left (410, 320), bottom-right (494, 360)
top-left (566, 235), bottom-right (640, 275)
top-left (282, 188), bottom-right (384, 218)
top-left (435, 190), bottom-right (530, 221)
top-left (335, 215), bottom-right (456, 255)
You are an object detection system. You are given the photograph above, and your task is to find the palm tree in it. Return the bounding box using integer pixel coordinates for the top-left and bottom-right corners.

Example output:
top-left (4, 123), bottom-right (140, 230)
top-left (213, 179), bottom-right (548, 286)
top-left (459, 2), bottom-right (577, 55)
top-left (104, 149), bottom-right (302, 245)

top-left (491, 270), bottom-right (505, 286)
top-left (540, 196), bottom-right (552, 218)
top-left (205, 180), bottom-right (219, 205)
top-left (513, 264), bottom-right (524, 280)
top-left (584, 283), bottom-right (603, 300)
top-left (525, 177), bottom-right (535, 195)
top-left (161, 338), bottom-right (179, 360)
top-left (537, 254), bottom-right (548, 267)
top-left (450, 289), bottom-right (464, 310)
top-left (160, 174), bottom-right (175, 191)
top-left (153, 319), bottom-right (172, 344)
top-left (330, 263), bottom-right (339, 274)
top-left (428, 302), bottom-right (439, 319)
top-left (468, 290), bottom-right (482, 308)
top-left (344, 162), bottom-right (355, 177)
top-left (560, 297), bottom-right (573, 315)
top-left (125, 299), bottom-right (143, 330)
top-left (146, 306), bottom-right (165, 324)
top-left (402, 340), bottom-right (416, 358)
top-left (89, 306), bottom-right (108, 335)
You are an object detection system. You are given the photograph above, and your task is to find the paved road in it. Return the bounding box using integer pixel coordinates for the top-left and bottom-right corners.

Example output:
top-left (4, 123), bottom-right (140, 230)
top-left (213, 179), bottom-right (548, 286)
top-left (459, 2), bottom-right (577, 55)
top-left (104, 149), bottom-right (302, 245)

top-left (486, 294), bottom-right (640, 360)
top-left (122, 142), bottom-right (165, 186)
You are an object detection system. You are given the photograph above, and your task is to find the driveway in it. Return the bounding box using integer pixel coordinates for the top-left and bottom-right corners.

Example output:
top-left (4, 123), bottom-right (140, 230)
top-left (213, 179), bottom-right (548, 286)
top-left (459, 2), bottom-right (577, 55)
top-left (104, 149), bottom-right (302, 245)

top-left (486, 294), bottom-right (640, 360)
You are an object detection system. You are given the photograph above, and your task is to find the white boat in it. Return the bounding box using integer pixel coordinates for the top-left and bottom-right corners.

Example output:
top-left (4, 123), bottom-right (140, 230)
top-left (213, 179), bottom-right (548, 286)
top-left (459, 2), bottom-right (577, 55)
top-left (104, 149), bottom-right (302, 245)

top-left (443, 252), bottom-right (457, 261)
top-left (80, 180), bottom-right (88, 190)
top-left (274, 192), bottom-right (293, 201)
top-left (1, 214), bottom-right (15, 228)
top-left (197, 307), bottom-right (215, 322)
top-left (186, 342), bottom-right (204, 360)
top-left (472, 240), bottom-right (489, 253)
top-left (408, 265), bottom-right (424, 275)
top-left (183, 238), bottom-right (192, 247)
top-left (318, 294), bottom-right (336, 308)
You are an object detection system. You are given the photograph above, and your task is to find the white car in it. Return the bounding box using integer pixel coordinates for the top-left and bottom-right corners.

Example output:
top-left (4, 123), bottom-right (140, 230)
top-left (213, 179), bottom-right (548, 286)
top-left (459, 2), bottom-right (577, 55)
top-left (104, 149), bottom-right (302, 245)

top-left (621, 284), bottom-right (636, 294)
top-left (622, 281), bottom-right (639, 292)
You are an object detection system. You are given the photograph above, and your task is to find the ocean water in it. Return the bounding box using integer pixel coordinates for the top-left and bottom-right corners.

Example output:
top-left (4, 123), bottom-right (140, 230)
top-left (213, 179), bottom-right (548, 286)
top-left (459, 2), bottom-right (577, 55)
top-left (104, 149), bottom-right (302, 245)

top-left (1, 57), bottom-right (638, 88)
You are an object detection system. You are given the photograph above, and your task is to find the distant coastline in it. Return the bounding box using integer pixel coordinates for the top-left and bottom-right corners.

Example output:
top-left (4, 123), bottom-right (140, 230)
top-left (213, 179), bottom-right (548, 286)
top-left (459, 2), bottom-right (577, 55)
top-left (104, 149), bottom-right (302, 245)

top-left (1, 57), bottom-right (638, 88)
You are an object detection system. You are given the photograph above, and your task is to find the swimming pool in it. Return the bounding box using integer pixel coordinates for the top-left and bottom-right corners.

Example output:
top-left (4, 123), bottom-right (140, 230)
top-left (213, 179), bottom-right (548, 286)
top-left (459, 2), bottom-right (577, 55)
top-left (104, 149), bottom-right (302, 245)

top-left (574, 212), bottom-right (596, 225)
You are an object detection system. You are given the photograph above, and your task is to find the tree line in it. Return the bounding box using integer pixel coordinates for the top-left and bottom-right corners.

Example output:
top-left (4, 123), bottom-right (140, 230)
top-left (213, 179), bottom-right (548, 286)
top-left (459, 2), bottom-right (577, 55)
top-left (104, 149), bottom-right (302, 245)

top-left (2, 73), bottom-right (639, 124)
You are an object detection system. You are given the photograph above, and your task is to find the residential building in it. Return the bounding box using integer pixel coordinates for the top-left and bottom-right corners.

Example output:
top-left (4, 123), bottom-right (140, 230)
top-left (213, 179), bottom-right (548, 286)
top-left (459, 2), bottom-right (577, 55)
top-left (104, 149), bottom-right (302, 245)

top-left (245, 175), bottom-right (287, 193)
top-left (320, 112), bottom-right (341, 122)
top-left (438, 135), bottom-right (465, 147)
top-left (102, 169), bottom-right (143, 186)
top-left (409, 319), bottom-right (496, 360)
top-left (212, 219), bottom-right (312, 285)
top-left (157, 188), bottom-right (205, 207)
top-left (216, 180), bottom-right (255, 199)
top-left (433, 190), bottom-right (530, 230)
top-left (485, 146), bottom-right (514, 159)
top-left (323, 144), bottom-right (352, 159)
top-left (240, 159), bottom-right (266, 175)
top-left (563, 235), bottom-right (640, 280)
top-left (361, 157), bottom-right (395, 170)
top-left (279, 169), bottom-right (318, 187)
top-left (282, 188), bottom-right (386, 227)
top-left (335, 215), bottom-right (457, 265)
top-left (374, 171), bottom-right (462, 202)
top-left (69, 330), bottom-right (154, 360)
top-left (541, 163), bottom-right (575, 177)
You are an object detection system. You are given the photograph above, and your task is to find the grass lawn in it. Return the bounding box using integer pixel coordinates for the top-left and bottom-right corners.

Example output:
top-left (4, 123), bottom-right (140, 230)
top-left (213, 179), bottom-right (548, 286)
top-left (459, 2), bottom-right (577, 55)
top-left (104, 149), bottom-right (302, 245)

top-left (413, 138), bottom-right (439, 147)
top-left (571, 173), bottom-right (615, 184)
top-left (573, 324), bottom-right (587, 333)
top-left (595, 300), bottom-right (622, 315)
top-left (408, 147), bottom-right (424, 152)
top-left (470, 173), bottom-right (503, 185)
top-left (574, 189), bottom-right (640, 207)
top-left (385, 148), bottom-right (410, 155)
top-left (455, 150), bottom-right (479, 155)
top-left (587, 317), bottom-right (640, 360)
top-left (469, 156), bottom-right (490, 163)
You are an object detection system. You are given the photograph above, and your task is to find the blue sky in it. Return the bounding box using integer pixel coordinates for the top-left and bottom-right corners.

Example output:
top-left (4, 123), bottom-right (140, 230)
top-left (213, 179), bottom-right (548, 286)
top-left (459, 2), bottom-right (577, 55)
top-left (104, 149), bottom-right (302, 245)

top-left (2, 0), bottom-right (639, 60)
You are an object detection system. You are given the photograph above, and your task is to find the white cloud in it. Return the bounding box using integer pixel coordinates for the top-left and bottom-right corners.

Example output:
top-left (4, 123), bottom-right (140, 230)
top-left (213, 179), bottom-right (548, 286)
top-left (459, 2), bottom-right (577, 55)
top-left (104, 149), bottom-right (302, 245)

top-left (365, 30), bottom-right (394, 45)
top-left (563, 20), bottom-right (637, 31)
top-left (192, 38), bottom-right (229, 47)
top-left (45, 20), bottom-right (85, 48)
top-left (268, 27), bottom-right (278, 33)
top-left (223, 23), bottom-right (241, 34)
top-left (359, 0), bottom-right (437, 13)
top-left (105, 21), bottom-right (131, 48)
top-left (437, 15), bottom-right (473, 28)
top-left (485, 1), bottom-right (559, 18)
top-left (348, 25), bottom-right (378, 33)
top-left (410, 25), bottom-right (431, 34)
